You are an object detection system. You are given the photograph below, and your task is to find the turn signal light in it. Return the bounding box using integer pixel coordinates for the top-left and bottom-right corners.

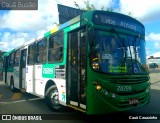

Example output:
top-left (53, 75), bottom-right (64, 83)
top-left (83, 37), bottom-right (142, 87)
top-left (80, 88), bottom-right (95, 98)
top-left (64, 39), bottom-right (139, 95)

top-left (96, 85), bottom-right (102, 90)
top-left (93, 81), bottom-right (99, 86)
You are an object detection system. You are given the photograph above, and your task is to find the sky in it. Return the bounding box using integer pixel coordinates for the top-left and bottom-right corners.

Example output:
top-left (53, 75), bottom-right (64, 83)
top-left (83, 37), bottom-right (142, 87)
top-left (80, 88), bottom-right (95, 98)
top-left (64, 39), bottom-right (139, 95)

top-left (0, 0), bottom-right (160, 57)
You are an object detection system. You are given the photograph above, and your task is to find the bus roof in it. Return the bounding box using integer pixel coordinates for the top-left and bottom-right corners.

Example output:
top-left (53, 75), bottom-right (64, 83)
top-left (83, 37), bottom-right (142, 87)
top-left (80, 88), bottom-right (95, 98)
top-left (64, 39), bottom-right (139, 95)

top-left (3, 49), bottom-right (14, 57)
top-left (44, 15), bottom-right (80, 37)
top-left (44, 10), bottom-right (144, 37)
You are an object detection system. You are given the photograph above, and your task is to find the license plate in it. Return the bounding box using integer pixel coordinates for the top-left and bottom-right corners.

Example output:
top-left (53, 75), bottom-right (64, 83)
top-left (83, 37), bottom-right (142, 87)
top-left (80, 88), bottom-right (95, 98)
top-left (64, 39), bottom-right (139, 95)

top-left (129, 98), bottom-right (139, 104)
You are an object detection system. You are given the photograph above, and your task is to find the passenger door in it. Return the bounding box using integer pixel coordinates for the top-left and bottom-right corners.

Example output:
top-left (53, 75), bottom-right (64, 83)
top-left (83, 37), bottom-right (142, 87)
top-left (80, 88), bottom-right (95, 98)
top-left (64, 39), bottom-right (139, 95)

top-left (68, 29), bottom-right (87, 109)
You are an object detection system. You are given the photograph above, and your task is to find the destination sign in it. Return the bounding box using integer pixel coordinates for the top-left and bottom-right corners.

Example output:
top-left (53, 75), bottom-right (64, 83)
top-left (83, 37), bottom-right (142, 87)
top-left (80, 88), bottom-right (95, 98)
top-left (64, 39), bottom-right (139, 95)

top-left (93, 12), bottom-right (145, 35)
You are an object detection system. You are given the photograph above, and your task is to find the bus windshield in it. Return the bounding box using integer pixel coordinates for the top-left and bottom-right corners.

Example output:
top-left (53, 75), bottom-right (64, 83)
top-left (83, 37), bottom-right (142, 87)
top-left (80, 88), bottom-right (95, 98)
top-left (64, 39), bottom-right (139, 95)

top-left (91, 30), bottom-right (148, 74)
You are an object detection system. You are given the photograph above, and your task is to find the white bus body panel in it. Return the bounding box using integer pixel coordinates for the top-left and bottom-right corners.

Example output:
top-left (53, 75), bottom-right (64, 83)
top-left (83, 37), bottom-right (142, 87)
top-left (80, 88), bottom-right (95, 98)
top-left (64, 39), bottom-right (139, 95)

top-left (34, 65), bottom-right (45, 96)
top-left (14, 67), bottom-right (20, 89)
top-left (26, 65), bottom-right (67, 105)
top-left (6, 72), bottom-right (14, 85)
top-left (22, 68), bottom-right (26, 88)
top-left (26, 66), bottom-right (34, 93)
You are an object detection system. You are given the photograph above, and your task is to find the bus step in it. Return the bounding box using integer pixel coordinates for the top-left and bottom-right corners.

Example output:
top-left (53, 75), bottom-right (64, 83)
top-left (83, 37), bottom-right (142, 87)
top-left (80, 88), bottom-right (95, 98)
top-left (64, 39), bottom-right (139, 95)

top-left (66, 104), bottom-right (86, 113)
top-left (20, 88), bottom-right (26, 92)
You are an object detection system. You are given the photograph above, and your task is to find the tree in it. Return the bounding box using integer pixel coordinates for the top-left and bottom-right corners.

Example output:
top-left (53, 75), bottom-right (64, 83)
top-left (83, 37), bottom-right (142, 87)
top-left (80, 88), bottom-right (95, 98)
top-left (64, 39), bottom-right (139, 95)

top-left (74, 0), bottom-right (113, 12)
top-left (74, 0), bottom-right (133, 17)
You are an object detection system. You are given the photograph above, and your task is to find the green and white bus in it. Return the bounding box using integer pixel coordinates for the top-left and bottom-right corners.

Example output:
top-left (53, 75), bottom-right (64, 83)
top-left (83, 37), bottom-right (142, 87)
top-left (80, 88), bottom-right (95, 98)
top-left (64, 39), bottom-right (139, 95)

top-left (3, 10), bottom-right (150, 114)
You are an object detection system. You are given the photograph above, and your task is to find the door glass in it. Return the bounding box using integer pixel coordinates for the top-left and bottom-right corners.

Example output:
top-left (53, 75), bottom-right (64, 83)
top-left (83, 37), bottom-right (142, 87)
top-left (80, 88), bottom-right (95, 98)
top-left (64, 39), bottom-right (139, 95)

top-left (69, 32), bottom-right (79, 103)
top-left (69, 30), bottom-right (87, 107)
top-left (80, 31), bottom-right (86, 105)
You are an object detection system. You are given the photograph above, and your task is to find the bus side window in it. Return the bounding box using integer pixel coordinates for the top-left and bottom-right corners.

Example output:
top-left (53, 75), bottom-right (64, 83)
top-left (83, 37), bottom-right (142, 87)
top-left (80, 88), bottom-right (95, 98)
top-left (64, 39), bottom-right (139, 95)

top-left (9, 52), bottom-right (14, 67)
top-left (28, 43), bottom-right (35, 65)
top-left (14, 50), bottom-right (20, 67)
top-left (48, 32), bottom-right (64, 63)
top-left (36, 38), bottom-right (47, 64)
top-left (59, 47), bottom-right (63, 61)
top-left (22, 50), bottom-right (26, 68)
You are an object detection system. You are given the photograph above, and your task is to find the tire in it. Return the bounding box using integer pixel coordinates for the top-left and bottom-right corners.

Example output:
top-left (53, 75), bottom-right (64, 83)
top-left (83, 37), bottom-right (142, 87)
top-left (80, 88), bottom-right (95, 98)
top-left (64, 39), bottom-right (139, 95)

top-left (10, 77), bottom-right (16, 92)
top-left (45, 85), bottom-right (64, 111)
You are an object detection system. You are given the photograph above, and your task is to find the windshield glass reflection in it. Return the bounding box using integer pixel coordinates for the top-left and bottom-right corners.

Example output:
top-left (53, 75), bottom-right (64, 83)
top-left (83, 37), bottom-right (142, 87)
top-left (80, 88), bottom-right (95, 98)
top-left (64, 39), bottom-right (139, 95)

top-left (91, 30), bottom-right (148, 74)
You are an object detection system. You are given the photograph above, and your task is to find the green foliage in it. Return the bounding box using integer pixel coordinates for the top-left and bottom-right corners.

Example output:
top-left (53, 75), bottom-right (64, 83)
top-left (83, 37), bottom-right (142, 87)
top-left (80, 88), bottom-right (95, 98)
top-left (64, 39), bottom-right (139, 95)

top-left (74, 0), bottom-right (114, 12)
top-left (74, 0), bottom-right (95, 11)
top-left (83, 0), bottom-right (96, 11)
top-left (73, 0), bottom-right (134, 18)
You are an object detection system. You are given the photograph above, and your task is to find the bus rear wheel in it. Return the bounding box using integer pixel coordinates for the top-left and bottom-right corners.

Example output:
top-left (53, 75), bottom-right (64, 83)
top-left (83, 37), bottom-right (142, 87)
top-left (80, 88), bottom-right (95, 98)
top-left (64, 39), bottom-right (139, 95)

top-left (45, 85), bottom-right (64, 111)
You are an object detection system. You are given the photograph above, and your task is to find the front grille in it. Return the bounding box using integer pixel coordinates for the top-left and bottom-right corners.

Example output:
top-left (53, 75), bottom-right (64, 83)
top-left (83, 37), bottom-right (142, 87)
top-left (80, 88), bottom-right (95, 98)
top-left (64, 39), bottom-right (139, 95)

top-left (117, 89), bottom-right (146, 96)
top-left (103, 75), bottom-right (150, 96)
top-left (108, 76), bottom-right (149, 84)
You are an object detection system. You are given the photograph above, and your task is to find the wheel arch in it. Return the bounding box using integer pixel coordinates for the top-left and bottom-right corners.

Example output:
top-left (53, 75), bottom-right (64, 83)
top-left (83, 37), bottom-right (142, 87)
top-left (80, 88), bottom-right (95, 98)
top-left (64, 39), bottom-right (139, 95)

top-left (44, 80), bottom-right (57, 95)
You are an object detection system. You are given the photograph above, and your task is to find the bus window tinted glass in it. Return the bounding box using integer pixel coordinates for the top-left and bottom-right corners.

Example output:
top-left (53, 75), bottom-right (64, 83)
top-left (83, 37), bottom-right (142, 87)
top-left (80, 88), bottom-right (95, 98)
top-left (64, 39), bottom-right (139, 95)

top-left (48, 32), bottom-right (64, 62)
top-left (91, 31), bottom-right (148, 74)
top-left (36, 38), bottom-right (47, 63)
top-left (28, 43), bottom-right (35, 65)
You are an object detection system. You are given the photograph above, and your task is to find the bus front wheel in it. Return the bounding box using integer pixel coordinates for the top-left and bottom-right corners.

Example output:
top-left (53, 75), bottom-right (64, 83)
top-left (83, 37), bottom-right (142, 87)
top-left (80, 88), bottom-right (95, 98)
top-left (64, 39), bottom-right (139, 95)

top-left (45, 85), bottom-right (64, 111)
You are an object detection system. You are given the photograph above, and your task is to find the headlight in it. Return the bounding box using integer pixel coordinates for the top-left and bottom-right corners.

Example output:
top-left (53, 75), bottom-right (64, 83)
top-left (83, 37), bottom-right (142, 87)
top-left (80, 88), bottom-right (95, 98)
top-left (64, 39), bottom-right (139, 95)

top-left (104, 90), bottom-right (109, 96)
top-left (92, 62), bottom-right (99, 69)
top-left (112, 93), bottom-right (116, 98)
